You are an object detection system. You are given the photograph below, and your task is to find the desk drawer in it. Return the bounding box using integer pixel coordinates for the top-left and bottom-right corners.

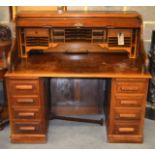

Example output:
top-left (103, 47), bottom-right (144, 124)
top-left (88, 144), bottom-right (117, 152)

top-left (115, 95), bottom-right (144, 107)
top-left (11, 96), bottom-right (40, 107)
top-left (115, 79), bottom-right (146, 94)
top-left (25, 28), bottom-right (49, 37)
top-left (13, 121), bottom-right (42, 134)
top-left (8, 80), bottom-right (39, 95)
top-left (12, 108), bottom-right (41, 120)
top-left (112, 121), bottom-right (140, 135)
top-left (114, 108), bottom-right (141, 120)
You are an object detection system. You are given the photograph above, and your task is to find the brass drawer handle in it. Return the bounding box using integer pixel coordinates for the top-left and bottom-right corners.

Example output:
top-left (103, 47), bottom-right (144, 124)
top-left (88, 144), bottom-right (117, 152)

top-left (17, 99), bottom-right (34, 104)
top-left (118, 127), bottom-right (135, 132)
top-left (120, 87), bottom-right (139, 91)
top-left (15, 85), bottom-right (33, 90)
top-left (18, 112), bottom-right (35, 117)
top-left (120, 100), bottom-right (138, 105)
top-left (19, 126), bottom-right (36, 131)
top-left (119, 113), bottom-right (136, 118)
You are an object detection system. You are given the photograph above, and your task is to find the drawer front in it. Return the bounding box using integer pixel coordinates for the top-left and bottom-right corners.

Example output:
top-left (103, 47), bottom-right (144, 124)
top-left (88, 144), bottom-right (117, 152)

top-left (12, 108), bottom-right (41, 120)
top-left (11, 96), bottom-right (40, 107)
top-left (115, 80), bottom-right (146, 94)
top-left (108, 29), bottom-right (132, 38)
top-left (112, 122), bottom-right (140, 135)
top-left (114, 108), bottom-right (141, 120)
top-left (8, 80), bottom-right (39, 95)
top-left (13, 121), bottom-right (42, 134)
top-left (115, 95), bottom-right (144, 107)
top-left (25, 28), bottom-right (49, 37)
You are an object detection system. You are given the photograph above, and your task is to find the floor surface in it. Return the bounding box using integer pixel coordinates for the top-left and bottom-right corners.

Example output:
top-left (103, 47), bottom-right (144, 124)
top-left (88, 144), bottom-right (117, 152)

top-left (0, 118), bottom-right (155, 149)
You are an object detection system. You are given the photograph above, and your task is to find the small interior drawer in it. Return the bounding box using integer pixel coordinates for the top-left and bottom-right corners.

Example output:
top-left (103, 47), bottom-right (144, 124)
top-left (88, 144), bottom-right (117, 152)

top-left (13, 121), bottom-right (42, 134)
top-left (115, 95), bottom-right (144, 107)
top-left (112, 121), bottom-right (140, 135)
top-left (12, 108), bottom-right (41, 120)
top-left (25, 28), bottom-right (49, 37)
top-left (108, 29), bottom-right (132, 38)
top-left (115, 79), bottom-right (147, 94)
top-left (8, 79), bottom-right (39, 95)
top-left (114, 108), bottom-right (141, 120)
top-left (11, 96), bottom-right (40, 107)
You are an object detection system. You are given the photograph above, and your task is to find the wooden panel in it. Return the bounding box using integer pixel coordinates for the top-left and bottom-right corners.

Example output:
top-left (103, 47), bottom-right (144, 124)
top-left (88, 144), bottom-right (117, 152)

top-left (107, 78), bottom-right (149, 143)
top-left (115, 80), bottom-right (146, 94)
top-left (11, 134), bottom-right (47, 143)
top-left (6, 78), bottom-right (48, 143)
top-left (25, 28), bottom-right (49, 37)
top-left (16, 11), bottom-right (142, 28)
top-left (112, 121), bottom-right (140, 135)
top-left (12, 108), bottom-right (41, 120)
top-left (8, 79), bottom-right (39, 95)
top-left (11, 96), bottom-right (40, 107)
top-left (12, 121), bottom-right (42, 134)
top-left (108, 29), bottom-right (132, 37)
top-left (114, 95), bottom-right (144, 107)
top-left (114, 108), bottom-right (141, 120)
top-left (50, 78), bottom-right (104, 115)
top-left (5, 53), bottom-right (151, 79)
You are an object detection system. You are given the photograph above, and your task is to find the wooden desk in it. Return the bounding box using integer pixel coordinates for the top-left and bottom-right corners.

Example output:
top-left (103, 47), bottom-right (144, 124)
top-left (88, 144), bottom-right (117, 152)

top-left (4, 11), bottom-right (151, 143)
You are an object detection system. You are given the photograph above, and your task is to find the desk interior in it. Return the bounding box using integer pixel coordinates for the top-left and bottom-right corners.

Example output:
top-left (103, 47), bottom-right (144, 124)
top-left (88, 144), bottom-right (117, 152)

top-left (10, 52), bottom-right (149, 78)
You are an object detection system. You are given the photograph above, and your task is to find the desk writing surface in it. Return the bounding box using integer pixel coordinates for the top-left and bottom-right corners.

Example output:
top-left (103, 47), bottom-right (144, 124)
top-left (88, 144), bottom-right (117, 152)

top-left (6, 53), bottom-right (151, 78)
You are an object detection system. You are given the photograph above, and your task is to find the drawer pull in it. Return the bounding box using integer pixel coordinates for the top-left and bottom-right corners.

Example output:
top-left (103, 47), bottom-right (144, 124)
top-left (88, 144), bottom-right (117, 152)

top-left (17, 99), bottom-right (34, 104)
top-left (121, 87), bottom-right (139, 92)
top-left (118, 127), bottom-right (135, 132)
top-left (19, 126), bottom-right (36, 131)
top-left (119, 113), bottom-right (136, 118)
top-left (15, 85), bottom-right (33, 90)
top-left (18, 112), bottom-right (35, 117)
top-left (120, 100), bottom-right (138, 105)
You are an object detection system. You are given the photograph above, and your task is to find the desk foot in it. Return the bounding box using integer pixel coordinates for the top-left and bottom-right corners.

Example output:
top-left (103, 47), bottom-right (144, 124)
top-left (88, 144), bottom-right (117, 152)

top-left (50, 115), bottom-right (104, 126)
top-left (0, 119), bottom-right (9, 130)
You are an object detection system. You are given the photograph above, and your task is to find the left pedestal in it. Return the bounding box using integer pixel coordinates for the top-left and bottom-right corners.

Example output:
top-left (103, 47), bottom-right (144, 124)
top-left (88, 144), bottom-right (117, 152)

top-left (6, 77), bottom-right (48, 143)
top-left (0, 69), bottom-right (8, 130)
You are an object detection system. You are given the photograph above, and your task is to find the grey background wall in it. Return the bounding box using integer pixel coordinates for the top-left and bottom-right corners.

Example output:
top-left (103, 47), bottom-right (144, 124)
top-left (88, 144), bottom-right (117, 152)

top-left (0, 6), bottom-right (155, 52)
top-left (0, 6), bottom-right (10, 22)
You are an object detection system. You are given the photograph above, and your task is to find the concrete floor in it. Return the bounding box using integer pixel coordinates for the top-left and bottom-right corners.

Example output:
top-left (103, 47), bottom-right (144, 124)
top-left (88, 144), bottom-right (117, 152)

top-left (0, 118), bottom-right (155, 149)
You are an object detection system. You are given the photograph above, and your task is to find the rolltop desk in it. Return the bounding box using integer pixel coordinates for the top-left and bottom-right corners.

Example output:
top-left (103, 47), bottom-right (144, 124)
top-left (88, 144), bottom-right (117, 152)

top-left (5, 11), bottom-right (151, 143)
